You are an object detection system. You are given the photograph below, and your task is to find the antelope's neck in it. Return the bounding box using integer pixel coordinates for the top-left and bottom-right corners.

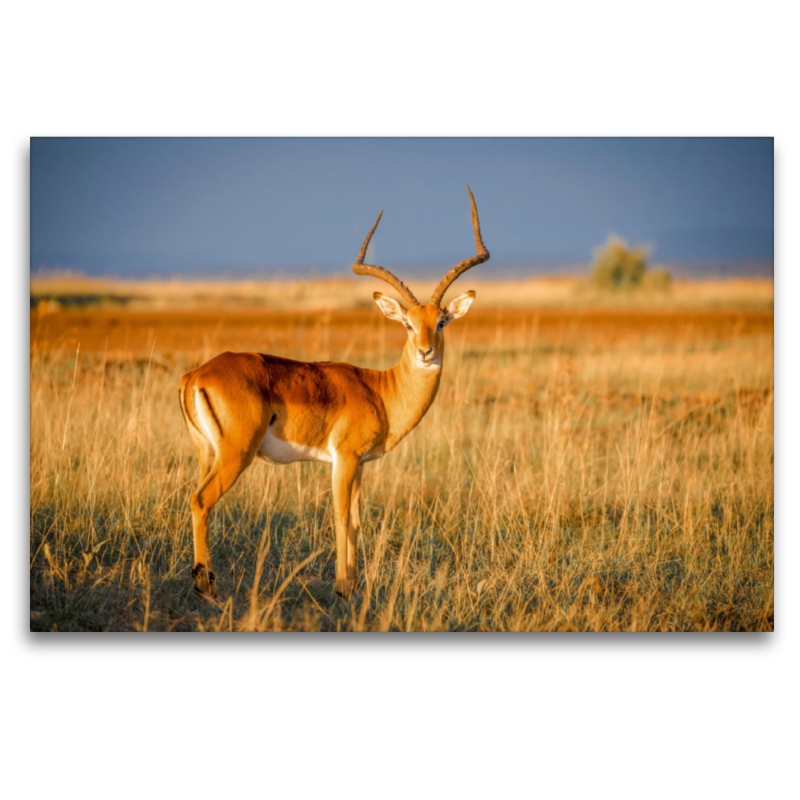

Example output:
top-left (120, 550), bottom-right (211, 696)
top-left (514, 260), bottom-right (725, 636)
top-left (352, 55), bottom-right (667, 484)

top-left (379, 342), bottom-right (442, 451)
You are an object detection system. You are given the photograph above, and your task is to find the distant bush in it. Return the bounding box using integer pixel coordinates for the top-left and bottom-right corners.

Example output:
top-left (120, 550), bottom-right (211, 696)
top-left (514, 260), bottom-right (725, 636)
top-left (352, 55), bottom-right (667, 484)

top-left (590, 234), bottom-right (670, 292)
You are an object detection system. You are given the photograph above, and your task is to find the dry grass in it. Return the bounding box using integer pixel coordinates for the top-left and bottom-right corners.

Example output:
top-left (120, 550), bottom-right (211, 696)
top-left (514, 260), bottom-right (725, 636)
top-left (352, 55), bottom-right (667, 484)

top-left (29, 279), bottom-right (774, 631)
top-left (31, 274), bottom-right (774, 311)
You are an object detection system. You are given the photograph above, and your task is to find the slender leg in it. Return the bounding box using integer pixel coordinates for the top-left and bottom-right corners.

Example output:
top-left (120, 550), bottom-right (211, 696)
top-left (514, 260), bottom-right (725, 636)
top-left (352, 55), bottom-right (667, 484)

top-left (347, 464), bottom-right (363, 584)
top-left (332, 453), bottom-right (360, 598)
top-left (189, 451), bottom-right (256, 598)
top-left (181, 374), bottom-right (271, 599)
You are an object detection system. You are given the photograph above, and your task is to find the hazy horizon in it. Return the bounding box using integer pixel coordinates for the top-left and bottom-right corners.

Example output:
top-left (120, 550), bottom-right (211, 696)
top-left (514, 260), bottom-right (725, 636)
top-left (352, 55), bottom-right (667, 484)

top-left (31, 137), bottom-right (774, 279)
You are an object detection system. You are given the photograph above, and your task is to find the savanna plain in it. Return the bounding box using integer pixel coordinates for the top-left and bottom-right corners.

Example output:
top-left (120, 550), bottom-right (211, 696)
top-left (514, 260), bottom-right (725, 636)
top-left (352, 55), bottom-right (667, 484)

top-left (30, 276), bottom-right (774, 631)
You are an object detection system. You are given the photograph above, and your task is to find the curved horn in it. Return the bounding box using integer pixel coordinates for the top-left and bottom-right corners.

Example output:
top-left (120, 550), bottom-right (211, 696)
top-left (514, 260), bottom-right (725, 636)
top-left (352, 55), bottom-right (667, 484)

top-left (352, 211), bottom-right (419, 307)
top-left (430, 185), bottom-right (490, 306)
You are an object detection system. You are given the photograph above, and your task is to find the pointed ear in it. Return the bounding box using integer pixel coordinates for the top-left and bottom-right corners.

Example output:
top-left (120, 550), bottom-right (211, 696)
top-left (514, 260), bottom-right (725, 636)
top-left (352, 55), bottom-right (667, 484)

top-left (442, 290), bottom-right (476, 326)
top-left (374, 291), bottom-right (408, 324)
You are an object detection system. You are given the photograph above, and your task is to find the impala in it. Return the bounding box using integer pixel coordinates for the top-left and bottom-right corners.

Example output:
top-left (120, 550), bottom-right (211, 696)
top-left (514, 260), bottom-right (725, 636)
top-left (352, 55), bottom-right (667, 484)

top-left (179, 186), bottom-right (490, 599)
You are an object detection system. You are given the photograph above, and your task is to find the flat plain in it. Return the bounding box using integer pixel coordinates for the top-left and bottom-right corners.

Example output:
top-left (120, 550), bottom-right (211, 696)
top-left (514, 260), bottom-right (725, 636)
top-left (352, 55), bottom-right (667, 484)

top-left (29, 277), bottom-right (774, 631)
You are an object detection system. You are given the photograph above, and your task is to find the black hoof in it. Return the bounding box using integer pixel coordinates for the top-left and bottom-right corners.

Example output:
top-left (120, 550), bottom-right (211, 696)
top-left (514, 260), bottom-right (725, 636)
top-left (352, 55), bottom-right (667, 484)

top-left (192, 564), bottom-right (217, 599)
top-left (335, 580), bottom-right (361, 602)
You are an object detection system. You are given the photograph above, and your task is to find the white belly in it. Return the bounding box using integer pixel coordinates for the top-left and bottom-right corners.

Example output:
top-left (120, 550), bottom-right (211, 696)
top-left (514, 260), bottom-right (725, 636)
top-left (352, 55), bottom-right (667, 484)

top-left (256, 428), bottom-right (332, 465)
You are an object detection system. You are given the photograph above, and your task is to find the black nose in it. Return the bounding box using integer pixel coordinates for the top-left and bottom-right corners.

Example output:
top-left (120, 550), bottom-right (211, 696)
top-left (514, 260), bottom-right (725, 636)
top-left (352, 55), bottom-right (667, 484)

top-left (418, 347), bottom-right (433, 358)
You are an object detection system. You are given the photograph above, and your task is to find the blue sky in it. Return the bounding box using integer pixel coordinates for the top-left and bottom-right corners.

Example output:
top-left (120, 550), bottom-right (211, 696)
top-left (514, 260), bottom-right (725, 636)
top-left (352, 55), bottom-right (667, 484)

top-left (30, 137), bottom-right (774, 278)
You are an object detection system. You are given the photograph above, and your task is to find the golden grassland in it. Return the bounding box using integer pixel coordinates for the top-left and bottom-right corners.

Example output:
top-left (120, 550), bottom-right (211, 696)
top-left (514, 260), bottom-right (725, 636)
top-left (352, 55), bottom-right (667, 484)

top-left (29, 278), bottom-right (774, 631)
top-left (31, 273), bottom-right (774, 311)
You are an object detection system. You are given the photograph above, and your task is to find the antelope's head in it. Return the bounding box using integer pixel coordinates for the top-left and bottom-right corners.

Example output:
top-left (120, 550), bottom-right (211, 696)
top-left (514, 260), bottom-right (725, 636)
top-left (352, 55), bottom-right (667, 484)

top-left (353, 185), bottom-right (490, 370)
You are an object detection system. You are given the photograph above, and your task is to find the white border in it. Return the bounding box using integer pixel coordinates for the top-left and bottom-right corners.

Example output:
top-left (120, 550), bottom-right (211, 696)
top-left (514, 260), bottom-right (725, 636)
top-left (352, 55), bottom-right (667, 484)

top-left (7, 3), bottom-right (795, 798)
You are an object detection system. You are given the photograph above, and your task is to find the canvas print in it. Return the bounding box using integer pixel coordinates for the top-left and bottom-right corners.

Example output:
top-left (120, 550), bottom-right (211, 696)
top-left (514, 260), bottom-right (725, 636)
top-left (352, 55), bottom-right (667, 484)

top-left (29, 138), bottom-right (774, 631)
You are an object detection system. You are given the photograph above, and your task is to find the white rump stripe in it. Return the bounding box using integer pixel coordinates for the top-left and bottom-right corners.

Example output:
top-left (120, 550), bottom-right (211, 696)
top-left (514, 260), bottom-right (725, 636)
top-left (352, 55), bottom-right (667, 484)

top-left (194, 387), bottom-right (219, 443)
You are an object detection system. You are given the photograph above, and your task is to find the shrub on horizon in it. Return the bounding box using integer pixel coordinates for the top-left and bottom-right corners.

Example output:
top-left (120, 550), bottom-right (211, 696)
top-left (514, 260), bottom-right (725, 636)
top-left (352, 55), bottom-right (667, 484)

top-left (590, 234), bottom-right (670, 292)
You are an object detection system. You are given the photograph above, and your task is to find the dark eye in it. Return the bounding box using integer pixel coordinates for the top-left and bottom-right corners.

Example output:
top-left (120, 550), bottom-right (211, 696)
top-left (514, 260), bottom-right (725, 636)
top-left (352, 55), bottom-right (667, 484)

top-left (437, 320), bottom-right (444, 330)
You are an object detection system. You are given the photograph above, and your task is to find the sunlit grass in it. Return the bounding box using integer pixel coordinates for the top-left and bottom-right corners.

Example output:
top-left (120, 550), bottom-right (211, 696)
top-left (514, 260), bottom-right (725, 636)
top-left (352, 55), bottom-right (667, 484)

top-left (30, 274), bottom-right (774, 312)
top-left (29, 285), bottom-right (773, 631)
